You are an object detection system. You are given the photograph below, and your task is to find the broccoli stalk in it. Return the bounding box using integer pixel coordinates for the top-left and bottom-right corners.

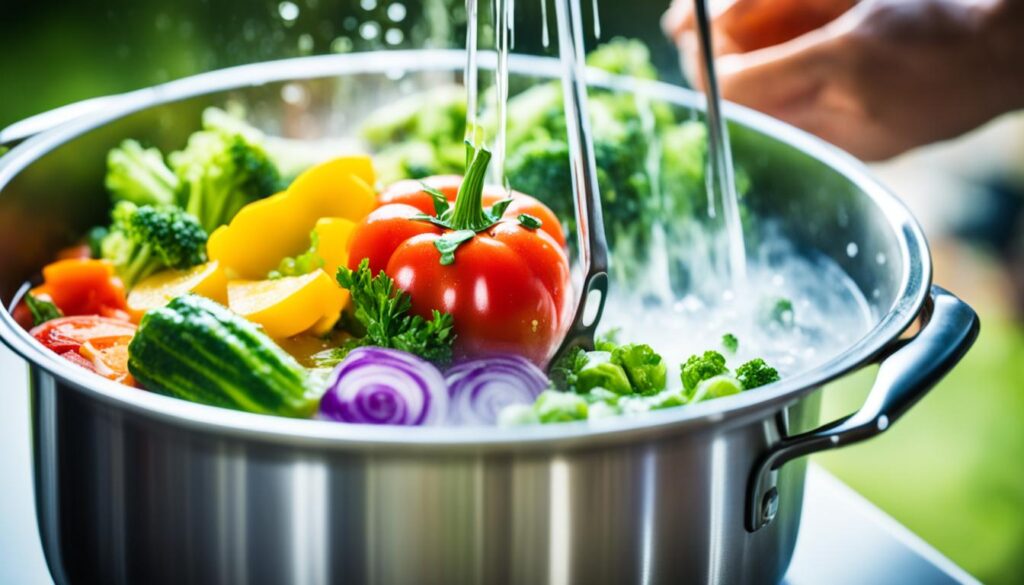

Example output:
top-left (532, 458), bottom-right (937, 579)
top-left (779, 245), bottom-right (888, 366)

top-left (100, 202), bottom-right (208, 289)
top-left (105, 140), bottom-right (179, 207)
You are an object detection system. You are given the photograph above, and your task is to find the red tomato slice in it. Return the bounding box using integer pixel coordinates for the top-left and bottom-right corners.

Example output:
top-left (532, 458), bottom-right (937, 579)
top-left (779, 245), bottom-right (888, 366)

top-left (31, 316), bottom-right (137, 355)
top-left (79, 339), bottom-right (135, 385)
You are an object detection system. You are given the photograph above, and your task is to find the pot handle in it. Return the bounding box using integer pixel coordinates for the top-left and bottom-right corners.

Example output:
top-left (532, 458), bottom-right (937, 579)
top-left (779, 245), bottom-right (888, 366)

top-left (745, 285), bottom-right (979, 532)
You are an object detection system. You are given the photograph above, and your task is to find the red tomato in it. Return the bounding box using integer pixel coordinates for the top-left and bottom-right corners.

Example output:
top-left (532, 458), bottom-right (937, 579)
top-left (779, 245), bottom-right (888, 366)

top-left (350, 159), bottom-right (571, 365)
top-left (31, 316), bottom-right (137, 355)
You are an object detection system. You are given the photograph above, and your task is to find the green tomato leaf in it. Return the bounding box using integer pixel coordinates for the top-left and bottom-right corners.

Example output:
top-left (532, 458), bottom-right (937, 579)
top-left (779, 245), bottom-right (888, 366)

top-left (419, 182), bottom-right (451, 217)
top-left (487, 197), bottom-right (515, 221)
top-left (434, 229), bottom-right (476, 266)
top-left (517, 213), bottom-right (543, 230)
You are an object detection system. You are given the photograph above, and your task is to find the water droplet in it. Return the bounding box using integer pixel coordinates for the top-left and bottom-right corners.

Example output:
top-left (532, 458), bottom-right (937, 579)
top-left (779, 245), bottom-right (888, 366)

top-left (872, 288), bottom-right (881, 299)
top-left (278, 1), bottom-right (300, 22)
top-left (281, 83), bottom-right (309, 106)
top-left (343, 16), bottom-right (359, 30)
top-left (359, 21), bottom-right (381, 40)
top-left (385, 27), bottom-right (404, 45)
top-left (830, 435), bottom-right (840, 445)
top-left (360, 0), bottom-right (378, 10)
top-left (876, 253), bottom-right (887, 265)
top-left (297, 33), bottom-right (314, 54)
top-left (877, 415), bottom-right (889, 431)
top-left (387, 2), bottom-right (407, 22)
top-left (846, 242), bottom-right (859, 258)
top-left (386, 68), bottom-right (406, 80)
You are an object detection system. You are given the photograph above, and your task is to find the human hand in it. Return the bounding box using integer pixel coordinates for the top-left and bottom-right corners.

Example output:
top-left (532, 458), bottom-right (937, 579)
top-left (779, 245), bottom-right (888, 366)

top-left (664, 0), bottom-right (1024, 160)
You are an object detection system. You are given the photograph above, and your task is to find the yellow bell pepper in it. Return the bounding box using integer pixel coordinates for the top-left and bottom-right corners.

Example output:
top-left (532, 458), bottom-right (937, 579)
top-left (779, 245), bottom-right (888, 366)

top-left (312, 217), bottom-right (357, 280)
top-left (207, 156), bottom-right (376, 280)
top-left (127, 262), bottom-right (227, 314)
top-left (228, 271), bottom-right (345, 339)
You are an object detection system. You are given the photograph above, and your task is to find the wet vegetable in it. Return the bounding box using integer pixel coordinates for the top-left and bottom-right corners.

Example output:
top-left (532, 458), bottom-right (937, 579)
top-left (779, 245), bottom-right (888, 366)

top-left (445, 355), bottom-right (549, 425)
top-left (32, 259), bottom-right (132, 321)
top-left (24, 294), bottom-right (63, 327)
top-left (319, 347), bottom-right (448, 426)
top-left (127, 295), bottom-right (316, 417)
top-left (228, 270), bottom-right (345, 339)
top-left (347, 148), bottom-right (569, 365)
top-left (127, 261), bottom-right (227, 314)
top-left (100, 202), bottom-right (208, 289)
top-left (736, 358), bottom-right (781, 390)
top-left (680, 350), bottom-right (729, 397)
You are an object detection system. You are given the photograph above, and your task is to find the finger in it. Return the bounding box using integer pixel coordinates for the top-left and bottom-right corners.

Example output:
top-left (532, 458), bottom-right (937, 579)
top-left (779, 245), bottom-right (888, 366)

top-left (680, 29), bottom-right (745, 91)
top-left (661, 0), bottom-right (695, 42)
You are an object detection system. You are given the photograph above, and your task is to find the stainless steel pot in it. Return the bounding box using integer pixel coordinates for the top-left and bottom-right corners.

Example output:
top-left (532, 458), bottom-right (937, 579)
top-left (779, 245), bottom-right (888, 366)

top-left (0, 51), bottom-right (978, 585)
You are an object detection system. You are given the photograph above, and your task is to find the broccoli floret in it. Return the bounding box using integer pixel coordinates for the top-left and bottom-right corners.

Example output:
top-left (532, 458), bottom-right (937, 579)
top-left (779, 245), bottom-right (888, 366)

top-left (736, 358), bottom-right (781, 390)
top-left (585, 38), bottom-right (659, 80)
top-left (721, 333), bottom-right (739, 354)
top-left (575, 351), bottom-right (633, 395)
top-left (105, 139), bottom-right (179, 207)
top-left (101, 202), bottom-right (208, 289)
top-left (692, 374), bottom-right (744, 402)
top-left (534, 390), bottom-right (589, 423)
top-left (269, 230), bottom-right (324, 279)
top-left (611, 343), bottom-right (667, 395)
top-left (170, 108), bottom-right (283, 232)
top-left (680, 350), bottom-right (729, 396)
top-left (762, 297), bottom-right (796, 329)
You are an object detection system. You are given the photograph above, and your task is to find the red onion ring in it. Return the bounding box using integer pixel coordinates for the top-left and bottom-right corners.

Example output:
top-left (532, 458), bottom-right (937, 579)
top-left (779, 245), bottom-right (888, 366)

top-left (445, 355), bottom-right (549, 425)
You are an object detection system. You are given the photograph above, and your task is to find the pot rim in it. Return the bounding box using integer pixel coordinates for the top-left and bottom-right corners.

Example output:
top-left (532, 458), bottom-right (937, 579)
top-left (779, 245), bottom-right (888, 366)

top-left (0, 50), bottom-right (931, 450)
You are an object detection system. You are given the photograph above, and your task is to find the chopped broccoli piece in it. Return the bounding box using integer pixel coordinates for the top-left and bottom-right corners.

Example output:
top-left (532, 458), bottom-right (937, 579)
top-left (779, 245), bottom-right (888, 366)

top-left (736, 358), bottom-right (781, 390)
top-left (269, 230), bottom-right (324, 279)
top-left (534, 391), bottom-right (589, 423)
top-left (762, 297), bottom-right (796, 329)
top-left (692, 375), bottom-right (744, 402)
top-left (611, 343), bottom-right (667, 395)
top-left (100, 202), bottom-right (208, 289)
top-left (575, 351), bottom-right (633, 395)
top-left (595, 327), bottom-right (622, 352)
top-left (105, 139), bottom-right (179, 207)
top-left (170, 108), bottom-right (283, 232)
top-left (498, 404), bottom-right (541, 427)
top-left (680, 350), bottom-right (729, 396)
top-left (585, 38), bottom-right (659, 80)
top-left (721, 333), bottom-right (739, 354)
top-left (549, 346), bottom-right (590, 393)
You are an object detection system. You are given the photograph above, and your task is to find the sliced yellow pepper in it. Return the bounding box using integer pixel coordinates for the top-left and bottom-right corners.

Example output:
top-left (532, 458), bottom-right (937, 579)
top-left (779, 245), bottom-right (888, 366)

top-left (313, 217), bottom-right (357, 280)
top-left (228, 271), bottom-right (345, 339)
top-left (208, 155), bottom-right (376, 280)
top-left (127, 262), bottom-right (227, 314)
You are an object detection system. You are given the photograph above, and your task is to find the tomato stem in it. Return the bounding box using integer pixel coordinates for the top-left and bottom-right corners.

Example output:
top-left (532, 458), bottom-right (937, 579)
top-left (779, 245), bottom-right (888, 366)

top-left (450, 148), bottom-right (492, 231)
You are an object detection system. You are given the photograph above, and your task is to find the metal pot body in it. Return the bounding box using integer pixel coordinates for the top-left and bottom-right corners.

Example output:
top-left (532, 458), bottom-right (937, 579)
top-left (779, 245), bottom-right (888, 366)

top-left (0, 52), bottom-right (976, 585)
top-left (32, 364), bottom-right (819, 585)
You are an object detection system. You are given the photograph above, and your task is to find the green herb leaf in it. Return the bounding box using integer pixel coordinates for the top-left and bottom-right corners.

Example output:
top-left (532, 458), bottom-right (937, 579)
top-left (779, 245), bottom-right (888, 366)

top-left (721, 333), bottom-right (738, 354)
top-left (419, 182), bottom-right (451, 217)
top-left (25, 294), bottom-right (63, 327)
top-left (336, 259), bottom-right (456, 365)
top-left (517, 213), bottom-right (543, 230)
top-left (488, 197), bottom-right (515, 221)
top-left (434, 229), bottom-right (476, 266)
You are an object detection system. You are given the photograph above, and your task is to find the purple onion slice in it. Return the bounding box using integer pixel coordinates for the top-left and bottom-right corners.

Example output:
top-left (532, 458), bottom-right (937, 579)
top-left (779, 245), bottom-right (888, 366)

top-left (445, 355), bottom-right (550, 426)
top-left (319, 347), bottom-right (448, 426)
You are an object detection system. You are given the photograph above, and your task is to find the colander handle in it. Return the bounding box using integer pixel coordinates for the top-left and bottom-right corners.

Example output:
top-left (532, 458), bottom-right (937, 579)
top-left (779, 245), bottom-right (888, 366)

top-left (745, 285), bottom-right (979, 532)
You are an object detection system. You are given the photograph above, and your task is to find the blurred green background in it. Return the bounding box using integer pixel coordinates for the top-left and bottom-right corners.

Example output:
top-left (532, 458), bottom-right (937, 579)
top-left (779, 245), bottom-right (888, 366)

top-left (4, 1), bottom-right (1023, 582)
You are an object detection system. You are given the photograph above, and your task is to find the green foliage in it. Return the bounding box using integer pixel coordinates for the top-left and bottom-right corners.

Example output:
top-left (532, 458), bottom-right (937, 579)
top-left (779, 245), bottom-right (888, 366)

top-left (100, 201), bottom-right (208, 288)
top-left (721, 333), bottom-right (739, 354)
top-left (336, 259), bottom-right (455, 365)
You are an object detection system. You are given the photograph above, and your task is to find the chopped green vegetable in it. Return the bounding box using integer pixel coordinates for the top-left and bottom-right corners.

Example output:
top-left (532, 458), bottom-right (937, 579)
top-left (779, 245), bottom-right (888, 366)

top-left (336, 259), bottom-right (455, 365)
top-left (721, 333), bottom-right (739, 354)
top-left (269, 230), bottom-right (324, 279)
top-left (582, 387), bottom-right (622, 405)
top-left (497, 404), bottom-right (540, 427)
top-left (534, 390), bottom-right (589, 423)
top-left (692, 375), bottom-right (744, 402)
top-left (575, 351), bottom-right (633, 395)
top-left (595, 327), bottom-right (622, 352)
top-left (610, 343), bottom-right (667, 395)
top-left (680, 350), bottom-right (729, 396)
top-left (648, 389), bottom-right (687, 410)
top-left (549, 346), bottom-right (590, 393)
top-left (736, 358), bottom-right (781, 390)
top-left (24, 294), bottom-right (62, 327)
top-left (105, 139), bottom-right (179, 207)
top-left (127, 295), bottom-right (316, 417)
top-left (100, 201), bottom-right (208, 289)
top-left (762, 297), bottom-right (796, 329)
top-left (170, 107), bottom-right (283, 232)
